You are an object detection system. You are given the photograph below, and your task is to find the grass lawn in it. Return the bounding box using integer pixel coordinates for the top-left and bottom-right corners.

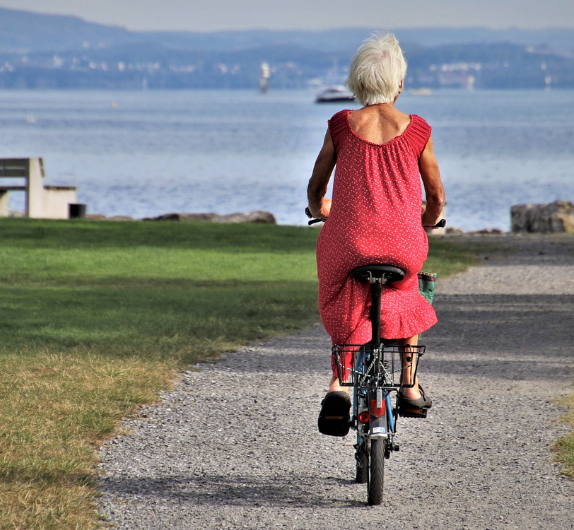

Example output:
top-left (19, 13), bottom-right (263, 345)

top-left (0, 218), bottom-right (487, 528)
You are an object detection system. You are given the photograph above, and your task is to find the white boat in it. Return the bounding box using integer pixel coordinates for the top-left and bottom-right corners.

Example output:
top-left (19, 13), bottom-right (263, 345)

top-left (408, 88), bottom-right (433, 96)
top-left (260, 61), bottom-right (270, 93)
top-left (315, 86), bottom-right (355, 103)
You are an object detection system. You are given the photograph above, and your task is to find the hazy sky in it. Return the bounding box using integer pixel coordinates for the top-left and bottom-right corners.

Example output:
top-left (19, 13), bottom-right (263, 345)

top-left (0, 0), bottom-right (572, 32)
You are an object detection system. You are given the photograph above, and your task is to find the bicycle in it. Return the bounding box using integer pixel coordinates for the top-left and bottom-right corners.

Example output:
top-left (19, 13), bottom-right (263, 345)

top-left (306, 208), bottom-right (443, 505)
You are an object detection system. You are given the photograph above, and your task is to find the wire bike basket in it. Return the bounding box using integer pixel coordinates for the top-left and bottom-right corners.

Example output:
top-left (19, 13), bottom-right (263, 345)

top-left (332, 344), bottom-right (425, 389)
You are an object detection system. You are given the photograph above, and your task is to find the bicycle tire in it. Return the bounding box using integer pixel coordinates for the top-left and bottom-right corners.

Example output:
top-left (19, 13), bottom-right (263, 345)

top-left (367, 438), bottom-right (386, 505)
top-left (355, 446), bottom-right (368, 483)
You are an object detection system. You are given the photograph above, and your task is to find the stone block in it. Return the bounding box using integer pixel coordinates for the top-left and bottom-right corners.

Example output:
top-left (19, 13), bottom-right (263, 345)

top-left (511, 200), bottom-right (574, 233)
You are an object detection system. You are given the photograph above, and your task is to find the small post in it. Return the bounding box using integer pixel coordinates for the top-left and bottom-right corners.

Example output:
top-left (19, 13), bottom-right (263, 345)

top-left (27, 158), bottom-right (45, 218)
top-left (0, 190), bottom-right (9, 216)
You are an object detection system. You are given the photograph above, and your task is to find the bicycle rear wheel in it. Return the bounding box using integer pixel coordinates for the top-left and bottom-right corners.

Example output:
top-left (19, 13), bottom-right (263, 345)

top-left (367, 438), bottom-right (386, 505)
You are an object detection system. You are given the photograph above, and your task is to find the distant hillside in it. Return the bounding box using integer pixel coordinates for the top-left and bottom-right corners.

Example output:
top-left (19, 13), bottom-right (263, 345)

top-left (0, 7), bottom-right (572, 90)
top-left (1, 7), bottom-right (573, 54)
top-left (0, 7), bottom-right (134, 52)
top-left (141, 27), bottom-right (574, 55)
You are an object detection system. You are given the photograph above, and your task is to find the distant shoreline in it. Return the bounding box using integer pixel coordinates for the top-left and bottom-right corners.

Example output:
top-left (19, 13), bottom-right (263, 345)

top-left (7, 209), bottom-right (574, 238)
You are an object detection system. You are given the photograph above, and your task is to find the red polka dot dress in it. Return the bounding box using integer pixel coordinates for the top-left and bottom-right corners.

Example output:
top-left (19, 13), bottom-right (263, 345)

top-left (317, 110), bottom-right (438, 374)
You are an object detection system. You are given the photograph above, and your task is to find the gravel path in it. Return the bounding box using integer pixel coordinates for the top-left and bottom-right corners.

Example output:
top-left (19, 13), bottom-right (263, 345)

top-left (99, 234), bottom-right (574, 529)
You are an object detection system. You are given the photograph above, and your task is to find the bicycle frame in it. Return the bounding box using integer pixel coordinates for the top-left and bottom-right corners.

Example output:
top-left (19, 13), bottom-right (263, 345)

top-left (334, 344), bottom-right (411, 440)
top-left (353, 345), bottom-right (398, 445)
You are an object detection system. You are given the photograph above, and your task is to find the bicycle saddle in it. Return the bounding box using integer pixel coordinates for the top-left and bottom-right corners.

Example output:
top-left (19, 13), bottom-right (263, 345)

top-left (350, 264), bottom-right (405, 284)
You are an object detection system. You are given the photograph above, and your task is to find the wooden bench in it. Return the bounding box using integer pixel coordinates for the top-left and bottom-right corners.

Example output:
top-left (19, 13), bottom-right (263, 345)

top-left (0, 158), bottom-right (77, 219)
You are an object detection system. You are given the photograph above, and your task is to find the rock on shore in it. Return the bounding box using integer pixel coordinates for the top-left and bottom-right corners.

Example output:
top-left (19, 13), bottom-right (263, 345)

top-left (142, 211), bottom-right (277, 224)
top-left (511, 200), bottom-right (574, 233)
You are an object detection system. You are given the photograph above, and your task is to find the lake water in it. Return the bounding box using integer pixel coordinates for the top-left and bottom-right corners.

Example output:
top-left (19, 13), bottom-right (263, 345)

top-left (0, 89), bottom-right (573, 231)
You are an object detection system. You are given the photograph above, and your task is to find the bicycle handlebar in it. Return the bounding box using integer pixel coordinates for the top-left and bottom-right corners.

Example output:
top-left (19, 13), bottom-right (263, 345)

top-left (305, 207), bottom-right (446, 229)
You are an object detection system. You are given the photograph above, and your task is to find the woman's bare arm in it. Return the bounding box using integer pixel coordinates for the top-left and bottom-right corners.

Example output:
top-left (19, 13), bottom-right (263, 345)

top-left (307, 130), bottom-right (337, 219)
top-left (419, 135), bottom-right (446, 227)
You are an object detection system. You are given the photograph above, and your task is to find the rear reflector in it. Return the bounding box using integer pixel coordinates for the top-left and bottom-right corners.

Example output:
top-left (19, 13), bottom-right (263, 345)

top-left (370, 398), bottom-right (386, 418)
top-left (358, 411), bottom-right (370, 424)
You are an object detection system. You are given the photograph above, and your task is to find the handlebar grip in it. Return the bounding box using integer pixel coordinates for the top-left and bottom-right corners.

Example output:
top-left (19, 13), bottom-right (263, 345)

top-left (423, 219), bottom-right (446, 229)
top-left (305, 206), bottom-right (325, 225)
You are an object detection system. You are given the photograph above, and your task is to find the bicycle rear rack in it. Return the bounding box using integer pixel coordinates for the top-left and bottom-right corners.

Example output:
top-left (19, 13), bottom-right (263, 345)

top-left (332, 343), bottom-right (425, 389)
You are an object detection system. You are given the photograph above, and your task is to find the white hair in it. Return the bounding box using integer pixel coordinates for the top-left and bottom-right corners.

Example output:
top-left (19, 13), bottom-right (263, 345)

top-left (347, 33), bottom-right (408, 106)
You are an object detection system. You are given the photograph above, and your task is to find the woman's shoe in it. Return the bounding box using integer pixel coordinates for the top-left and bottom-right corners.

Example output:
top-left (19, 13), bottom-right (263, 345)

top-left (397, 385), bottom-right (432, 418)
top-left (318, 391), bottom-right (351, 436)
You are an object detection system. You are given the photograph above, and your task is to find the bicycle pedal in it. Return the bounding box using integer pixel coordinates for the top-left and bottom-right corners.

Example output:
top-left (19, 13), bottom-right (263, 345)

top-left (398, 408), bottom-right (428, 419)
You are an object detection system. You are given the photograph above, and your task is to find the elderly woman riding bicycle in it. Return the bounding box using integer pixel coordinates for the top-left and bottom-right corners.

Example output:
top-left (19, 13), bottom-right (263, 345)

top-left (307, 33), bottom-right (445, 432)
